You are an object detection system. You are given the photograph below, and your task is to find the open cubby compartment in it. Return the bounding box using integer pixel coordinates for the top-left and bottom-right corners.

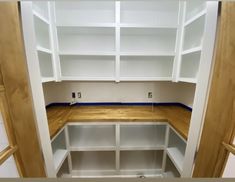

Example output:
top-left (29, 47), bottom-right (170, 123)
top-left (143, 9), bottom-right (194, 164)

top-left (164, 155), bottom-right (181, 177)
top-left (38, 51), bottom-right (54, 78)
top-left (32, 1), bottom-right (49, 20)
top-left (183, 15), bottom-right (205, 51)
top-left (120, 28), bottom-right (177, 54)
top-left (60, 55), bottom-right (115, 80)
top-left (120, 1), bottom-right (179, 27)
top-left (68, 124), bottom-right (116, 150)
top-left (57, 27), bottom-right (115, 53)
top-left (71, 151), bottom-right (116, 172)
top-left (120, 56), bottom-right (174, 80)
top-left (167, 127), bottom-right (186, 173)
top-left (185, 0), bottom-right (206, 22)
top-left (57, 157), bottom-right (70, 178)
top-left (180, 51), bottom-right (201, 80)
top-left (55, 1), bottom-right (115, 26)
top-left (120, 124), bottom-right (166, 149)
top-left (120, 150), bottom-right (163, 173)
top-left (33, 15), bottom-right (51, 49)
top-left (51, 129), bottom-right (68, 171)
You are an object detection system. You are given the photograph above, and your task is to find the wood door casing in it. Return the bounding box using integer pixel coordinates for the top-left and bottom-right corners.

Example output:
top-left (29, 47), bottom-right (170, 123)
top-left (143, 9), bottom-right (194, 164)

top-left (193, 2), bottom-right (235, 177)
top-left (0, 2), bottom-right (46, 177)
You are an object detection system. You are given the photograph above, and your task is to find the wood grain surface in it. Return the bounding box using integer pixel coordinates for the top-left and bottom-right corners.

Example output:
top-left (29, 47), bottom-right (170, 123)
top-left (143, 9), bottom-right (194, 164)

top-left (47, 105), bottom-right (191, 140)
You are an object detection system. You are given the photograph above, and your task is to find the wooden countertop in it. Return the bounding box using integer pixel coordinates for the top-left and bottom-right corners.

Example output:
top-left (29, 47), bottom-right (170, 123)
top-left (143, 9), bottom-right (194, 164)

top-left (46, 105), bottom-right (191, 140)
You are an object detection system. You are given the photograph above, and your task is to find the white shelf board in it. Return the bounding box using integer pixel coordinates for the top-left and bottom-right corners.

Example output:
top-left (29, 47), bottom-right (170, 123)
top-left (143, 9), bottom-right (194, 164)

top-left (33, 10), bottom-right (49, 25)
top-left (120, 23), bottom-right (178, 29)
top-left (120, 146), bottom-right (165, 151)
top-left (70, 146), bottom-right (116, 152)
top-left (41, 77), bottom-right (55, 83)
top-left (178, 77), bottom-right (197, 84)
top-left (37, 46), bottom-right (52, 54)
top-left (59, 51), bottom-right (115, 56)
top-left (120, 77), bottom-right (172, 81)
top-left (184, 10), bottom-right (207, 27)
top-left (166, 147), bottom-right (184, 174)
top-left (56, 23), bottom-right (115, 28)
top-left (120, 52), bottom-right (175, 57)
top-left (182, 46), bottom-right (202, 55)
top-left (60, 76), bottom-right (115, 81)
top-left (53, 149), bottom-right (68, 172)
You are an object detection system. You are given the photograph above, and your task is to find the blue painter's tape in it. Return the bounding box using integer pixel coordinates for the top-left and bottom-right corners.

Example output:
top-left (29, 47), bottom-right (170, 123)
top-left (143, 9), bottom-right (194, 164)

top-left (46, 102), bottom-right (192, 111)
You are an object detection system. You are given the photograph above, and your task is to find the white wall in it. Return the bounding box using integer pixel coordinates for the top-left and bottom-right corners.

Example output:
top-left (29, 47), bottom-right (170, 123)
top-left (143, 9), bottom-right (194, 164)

top-left (43, 81), bottom-right (195, 108)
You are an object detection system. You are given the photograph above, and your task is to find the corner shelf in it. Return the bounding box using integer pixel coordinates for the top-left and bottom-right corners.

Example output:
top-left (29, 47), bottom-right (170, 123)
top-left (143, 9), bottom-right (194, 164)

top-left (184, 10), bottom-right (206, 27)
top-left (41, 77), bottom-right (55, 83)
top-left (53, 149), bottom-right (69, 172)
top-left (56, 23), bottom-right (115, 28)
top-left (59, 51), bottom-right (115, 56)
top-left (178, 78), bottom-right (197, 84)
top-left (33, 10), bottom-right (49, 25)
top-left (182, 46), bottom-right (202, 55)
top-left (120, 23), bottom-right (178, 29)
top-left (120, 77), bottom-right (172, 82)
top-left (37, 46), bottom-right (52, 54)
top-left (166, 148), bottom-right (183, 174)
top-left (120, 52), bottom-right (175, 57)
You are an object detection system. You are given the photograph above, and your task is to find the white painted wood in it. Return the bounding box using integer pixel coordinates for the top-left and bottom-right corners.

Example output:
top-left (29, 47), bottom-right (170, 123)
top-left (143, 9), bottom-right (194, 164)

top-left (182, 46), bottom-right (202, 55)
top-left (182, 2), bottom-right (219, 177)
top-left (166, 148), bottom-right (183, 173)
top-left (33, 10), bottom-right (49, 25)
top-left (120, 1), bottom-right (179, 27)
top-left (20, 2), bottom-right (55, 177)
top-left (68, 125), bottom-right (116, 150)
top-left (57, 23), bottom-right (115, 28)
top-left (115, 1), bottom-right (120, 83)
top-left (178, 78), bottom-right (197, 84)
top-left (55, 1), bottom-right (115, 26)
top-left (59, 55), bottom-right (115, 79)
top-left (115, 124), bottom-right (120, 171)
top-left (120, 23), bottom-right (177, 29)
top-left (162, 124), bottom-right (170, 172)
top-left (185, 0), bottom-right (206, 22)
top-left (64, 126), bottom-right (72, 174)
top-left (163, 155), bottom-right (180, 177)
top-left (184, 10), bottom-right (207, 27)
top-left (54, 149), bottom-right (69, 173)
top-left (120, 56), bottom-right (174, 79)
top-left (120, 150), bottom-right (163, 170)
top-left (120, 52), bottom-right (175, 56)
top-left (120, 124), bottom-right (166, 149)
top-left (41, 77), bottom-right (55, 83)
top-left (32, 1), bottom-right (49, 21)
top-left (71, 151), bottom-right (116, 171)
top-left (37, 46), bottom-right (52, 54)
top-left (120, 28), bottom-right (177, 54)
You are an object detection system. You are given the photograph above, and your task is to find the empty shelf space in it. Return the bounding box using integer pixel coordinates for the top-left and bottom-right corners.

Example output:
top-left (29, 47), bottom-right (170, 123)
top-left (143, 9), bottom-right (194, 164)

top-left (183, 15), bottom-right (205, 51)
top-left (167, 127), bottom-right (186, 173)
top-left (185, 0), bottom-right (206, 22)
top-left (71, 151), bottom-right (116, 171)
top-left (120, 28), bottom-right (177, 53)
top-left (38, 51), bottom-right (54, 78)
top-left (55, 1), bottom-right (115, 26)
top-left (60, 55), bottom-right (115, 79)
top-left (32, 1), bottom-right (49, 21)
top-left (57, 27), bottom-right (115, 53)
top-left (68, 125), bottom-right (116, 150)
top-left (120, 150), bottom-right (163, 170)
top-left (166, 148), bottom-right (183, 173)
top-left (180, 51), bottom-right (201, 80)
top-left (184, 10), bottom-right (206, 27)
top-left (164, 155), bottom-right (181, 177)
top-left (33, 15), bottom-right (50, 50)
top-left (120, 56), bottom-right (174, 79)
top-left (57, 157), bottom-right (70, 177)
top-left (120, 1), bottom-right (179, 27)
top-left (53, 149), bottom-right (68, 172)
top-left (120, 124), bottom-right (166, 149)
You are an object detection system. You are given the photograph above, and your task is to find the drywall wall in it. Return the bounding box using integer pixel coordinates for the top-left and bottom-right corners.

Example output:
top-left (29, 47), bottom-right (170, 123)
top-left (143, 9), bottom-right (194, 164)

top-left (43, 81), bottom-right (195, 108)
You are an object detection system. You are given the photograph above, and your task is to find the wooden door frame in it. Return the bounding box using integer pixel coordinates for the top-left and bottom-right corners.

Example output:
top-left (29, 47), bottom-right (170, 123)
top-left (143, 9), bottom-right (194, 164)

top-left (0, 2), bottom-right (46, 177)
top-left (193, 2), bottom-right (235, 177)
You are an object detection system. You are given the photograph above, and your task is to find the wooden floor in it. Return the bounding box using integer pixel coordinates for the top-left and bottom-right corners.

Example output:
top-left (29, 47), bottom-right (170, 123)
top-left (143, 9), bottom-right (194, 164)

top-left (46, 105), bottom-right (191, 140)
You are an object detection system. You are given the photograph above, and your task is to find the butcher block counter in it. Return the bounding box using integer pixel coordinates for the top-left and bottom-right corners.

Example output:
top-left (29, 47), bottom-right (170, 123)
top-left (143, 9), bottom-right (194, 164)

top-left (46, 105), bottom-right (191, 140)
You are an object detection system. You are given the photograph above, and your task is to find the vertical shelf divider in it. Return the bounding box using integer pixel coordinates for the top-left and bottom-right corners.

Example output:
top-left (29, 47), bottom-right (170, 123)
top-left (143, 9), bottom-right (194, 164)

top-left (115, 1), bottom-right (120, 83)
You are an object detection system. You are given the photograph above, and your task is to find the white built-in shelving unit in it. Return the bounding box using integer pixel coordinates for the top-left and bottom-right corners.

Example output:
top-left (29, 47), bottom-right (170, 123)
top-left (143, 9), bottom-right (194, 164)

top-left (28, 1), bottom-right (213, 84)
top-left (178, 0), bottom-right (207, 83)
top-left (51, 122), bottom-right (186, 178)
top-left (32, 2), bottom-right (55, 83)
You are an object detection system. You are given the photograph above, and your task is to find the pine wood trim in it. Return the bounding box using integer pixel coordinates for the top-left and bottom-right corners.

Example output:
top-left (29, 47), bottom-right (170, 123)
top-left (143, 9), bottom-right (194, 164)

top-left (193, 2), bottom-right (235, 177)
top-left (0, 146), bottom-right (17, 165)
top-left (0, 2), bottom-right (46, 177)
top-left (223, 142), bottom-right (235, 155)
